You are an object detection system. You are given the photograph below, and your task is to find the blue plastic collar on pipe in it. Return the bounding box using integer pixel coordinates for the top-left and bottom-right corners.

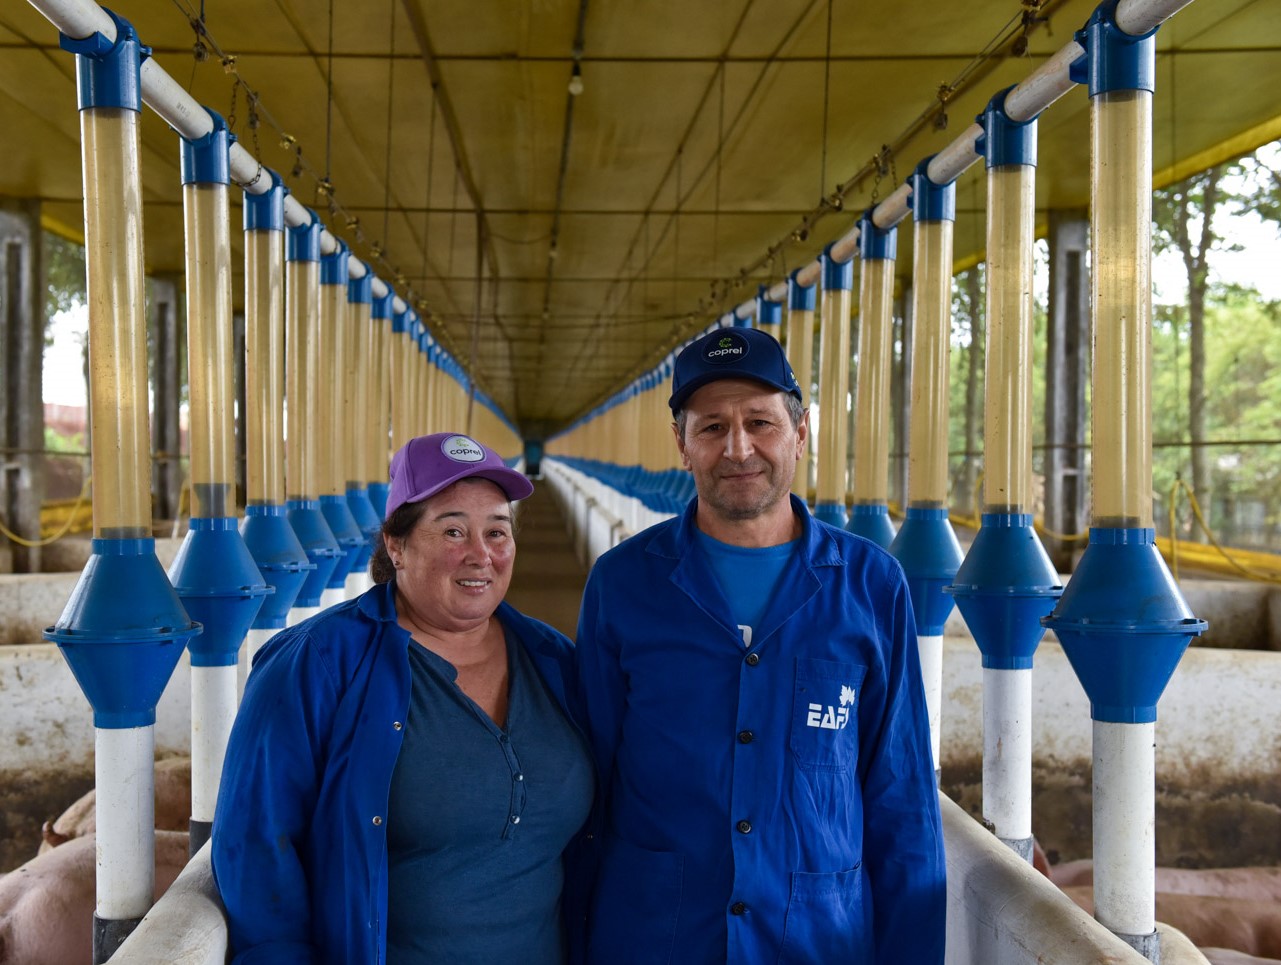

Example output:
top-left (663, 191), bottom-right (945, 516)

top-left (367, 482), bottom-right (390, 519)
top-left (321, 494), bottom-right (364, 588)
top-left (241, 504), bottom-right (313, 630)
top-left (889, 507), bottom-right (965, 635)
top-left (1069, 0), bottom-right (1157, 96)
top-left (814, 501), bottom-right (848, 529)
top-left (61, 9), bottom-right (148, 112)
top-left (947, 513), bottom-right (1062, 670)
top-left (243, 169), bottom-right (286, 232)
top-left (169, 517), bottom-right (272, 667)
top-left (320, 240), bottom-right (350, 285)
top-left (347, 270), bottom-right (373, 304)
top-left (43, 537), bottom-right (201, 728)
top-left (180, 108), bottom-right (233, 186)
top-left (286, 499), bottom-right (343, 607)
top-left (286, 212), bottom-right (322, 262)
top-left (391, 306), bottom-right (409, 333)
top-left (846, 503), bottom-right (896, 548)
top-left (756, 286), bottom-right (782, 328)
top-left (788, 268), bottom-right (817, 311)
top-left (346, 487), bottom-right (380, 571)
top-left (1043, 527), bottom-right (1206, 723)
top-left (976, 87), bottom-right (1037, 170)
top-left (909, 156), bottom-right (956, 223)
top-left (372, 288), bottom-right (394, 319)
top-left (821, 243), bottom-right (854, 291)
top-left (858, 210), bottom-right (897, 261)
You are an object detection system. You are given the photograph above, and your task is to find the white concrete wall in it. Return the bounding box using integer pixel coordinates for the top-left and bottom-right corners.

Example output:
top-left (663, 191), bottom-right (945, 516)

top-left (939, 638), bottom-right (1281, 787)
top-left (0, 643), bottom-right (193, 777)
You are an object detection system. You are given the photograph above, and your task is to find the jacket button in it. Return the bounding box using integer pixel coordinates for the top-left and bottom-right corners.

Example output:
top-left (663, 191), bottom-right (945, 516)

top-left (731, 901), bottom-right (747, 915)
top-left (372, 816), bottom-right (383, 826)
top-left (745, 653), bottom-right (760, 666)
top-left (737, 730), bottom-right (754, 744)
top-left (737, 820), bottom-right (752, 834)
top-left (392, 721), bottom-right (403, 731)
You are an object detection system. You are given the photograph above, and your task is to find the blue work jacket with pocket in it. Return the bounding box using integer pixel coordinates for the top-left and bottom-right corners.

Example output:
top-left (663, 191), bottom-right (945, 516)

top-left (573, 495), bottom-right (946, 964)
top-left (210, 580), bottom-right (588, 965)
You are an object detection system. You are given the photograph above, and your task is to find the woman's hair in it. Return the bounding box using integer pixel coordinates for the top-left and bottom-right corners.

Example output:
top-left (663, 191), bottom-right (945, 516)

top-left (368, 478), bottom-right (517, 584)
top-left (369, 499), bottom-right (431, 584)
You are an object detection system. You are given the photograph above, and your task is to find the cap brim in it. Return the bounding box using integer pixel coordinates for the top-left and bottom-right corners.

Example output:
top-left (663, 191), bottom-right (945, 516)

top-left (669, 373), bottom-right (798, 413)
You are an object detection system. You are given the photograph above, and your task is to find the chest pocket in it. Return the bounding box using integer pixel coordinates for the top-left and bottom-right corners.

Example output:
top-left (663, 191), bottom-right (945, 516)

top-left (789, 657), bottom-right (866, 771)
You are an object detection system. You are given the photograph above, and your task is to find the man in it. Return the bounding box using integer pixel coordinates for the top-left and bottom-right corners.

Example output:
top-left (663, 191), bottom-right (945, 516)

top-left (574, 326), bottom-right (945, 963)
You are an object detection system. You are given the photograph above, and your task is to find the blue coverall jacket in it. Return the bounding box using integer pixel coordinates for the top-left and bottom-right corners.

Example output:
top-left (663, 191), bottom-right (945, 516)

top-left (574, 494), bottom-right (946, 964)
top-left (210, 581), bottom-right (585, 965)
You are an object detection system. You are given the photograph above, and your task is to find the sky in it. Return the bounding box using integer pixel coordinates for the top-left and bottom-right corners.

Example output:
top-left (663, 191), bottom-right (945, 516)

top-left (40, 150), bottom-right (1281, 409)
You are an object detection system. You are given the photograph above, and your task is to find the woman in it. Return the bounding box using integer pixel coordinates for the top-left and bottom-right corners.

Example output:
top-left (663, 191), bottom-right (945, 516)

top-left (212, 432), bottom-right (594, 965)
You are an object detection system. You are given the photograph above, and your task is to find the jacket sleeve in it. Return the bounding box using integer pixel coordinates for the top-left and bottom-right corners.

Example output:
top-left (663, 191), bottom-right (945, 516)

top-left (857, 572), bottom-right (947, 965)
top-left (211, 629), bottom-right (341, 965)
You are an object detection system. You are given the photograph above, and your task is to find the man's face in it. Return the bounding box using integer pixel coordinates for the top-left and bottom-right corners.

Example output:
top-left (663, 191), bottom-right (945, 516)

top-left (675, 378), bottom-right (806, 523)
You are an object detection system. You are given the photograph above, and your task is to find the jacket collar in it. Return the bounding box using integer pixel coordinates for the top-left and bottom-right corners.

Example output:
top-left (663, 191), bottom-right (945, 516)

top-left (645, 492), bottom-right (846, 568)
top-left (645, 493), bottom-right (845, 650)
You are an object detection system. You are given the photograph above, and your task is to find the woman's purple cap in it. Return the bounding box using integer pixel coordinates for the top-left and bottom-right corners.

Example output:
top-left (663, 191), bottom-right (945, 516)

top-left (384, 432), bottom-right (534, 518)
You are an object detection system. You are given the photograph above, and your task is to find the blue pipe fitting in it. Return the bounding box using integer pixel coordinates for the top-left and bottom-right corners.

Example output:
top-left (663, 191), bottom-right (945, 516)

top-left (976, 88), bottom-right (1038, 170)
top-left (1043, 527), bottom-right (1206, 723)
top-left (241, 505), bottom-right (313, 630)
top-left (847, 503), bottom-right (896, 548)
top-left (731, 310), bottom-right (751, 329)
top-left (814, 501), bottom-right (848, 529)
top-left (889, 508), bottom-right (965, 634)
top-left (373, 287), bottom-right (394, 320)
top-left (391, 305), bottom-right (409, 333)
top-left (368, 482), bottom-right (390, 519)
top-left (320, 494), bottom-right (364, 588)
top-left (243, 169), bottom-right (285, 232)
top-left (169, 517), bottom-right (272, 667)
top-left (321, 240), bottom-right (350, 285)
top-left (1069, 0), bottom-right (1157, 97)
top-left (909, 157), bottom-right (956, 223)
top-left (61, 9), bottom-right (149, 112)
top-left (44, 538), bottom-right (201, 728)
top-left (947, 513), bottom-right (1062, 670)
top-left (286, 211), bottom-right (322, 262)
top-left (347, 269), bottom-right (373, 305)
top-left (821, 243), bottom-right (854, 291)
top-left (346, 487), bottom-right (381, 570)
top-left (180, 108), bottom-right (233, 186)
top-left (858, 211), bottom-right (897, 262)
top-left (788, 269), bottom-right (816, 311)
top-left (756, 286), bottom-right (782, 329)
top-left (286, 500), bottom-right (342, 607)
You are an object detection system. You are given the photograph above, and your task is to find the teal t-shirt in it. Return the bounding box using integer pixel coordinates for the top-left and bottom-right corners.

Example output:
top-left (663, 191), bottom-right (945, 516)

top-left (693, 528), bottom-right (799, 647)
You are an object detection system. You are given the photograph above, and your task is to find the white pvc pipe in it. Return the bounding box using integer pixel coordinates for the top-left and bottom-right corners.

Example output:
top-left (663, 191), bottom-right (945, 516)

top-left (190, 666), bottom-right (237, 824)
top-left (1093, 720), bottom-right (1157, 938)
top-left (287, 604), bottom-right (321, 627)
top-left (319, 586), bottom-right (346, 610)
top-left (918, 635), bottom-right (943, 772)
top-left (982, 667), bottom-right (1033, 849)
top-left (244, 627), bottom-right (274, 668)
top-left (95, 726), bottom-right (155, 920)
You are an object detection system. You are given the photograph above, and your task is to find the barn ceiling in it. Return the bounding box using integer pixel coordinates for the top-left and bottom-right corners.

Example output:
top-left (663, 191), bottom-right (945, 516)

top-left (3, 0), bottom-right (1279, 437)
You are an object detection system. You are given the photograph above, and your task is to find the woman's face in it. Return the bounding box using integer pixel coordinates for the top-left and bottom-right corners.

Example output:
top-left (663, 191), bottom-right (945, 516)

top-left (388, 478), bottom-right (515, 632)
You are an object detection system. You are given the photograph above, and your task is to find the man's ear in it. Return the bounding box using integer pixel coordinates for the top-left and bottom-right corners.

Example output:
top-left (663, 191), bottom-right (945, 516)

top-left (795, 407), bottom-right (810, 457)
top-left (672, 421), bottom-right (692, 470)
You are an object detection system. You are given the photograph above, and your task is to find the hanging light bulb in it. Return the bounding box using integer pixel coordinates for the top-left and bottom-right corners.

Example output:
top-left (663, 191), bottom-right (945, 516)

top-left (568, 62), bottom-right (584, 97)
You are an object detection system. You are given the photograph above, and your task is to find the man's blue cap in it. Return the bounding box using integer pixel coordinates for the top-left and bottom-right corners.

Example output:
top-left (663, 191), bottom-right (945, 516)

top-left (668, 327), bottom-right (803, 414)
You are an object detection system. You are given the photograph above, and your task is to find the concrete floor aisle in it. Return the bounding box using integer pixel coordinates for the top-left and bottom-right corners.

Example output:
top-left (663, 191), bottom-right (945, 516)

top-left (505, 480), bottom-right (588, 638)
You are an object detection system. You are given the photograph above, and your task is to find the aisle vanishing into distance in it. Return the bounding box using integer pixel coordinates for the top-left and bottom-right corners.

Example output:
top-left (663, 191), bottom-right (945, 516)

top-left (505, 483), bottom-right (588, 639)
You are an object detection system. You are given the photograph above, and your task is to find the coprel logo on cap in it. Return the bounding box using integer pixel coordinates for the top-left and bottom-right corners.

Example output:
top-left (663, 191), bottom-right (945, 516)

top-left (704, 331), bottom-right (750, 364)
top-left (441, 435), bottom-right (485, 463)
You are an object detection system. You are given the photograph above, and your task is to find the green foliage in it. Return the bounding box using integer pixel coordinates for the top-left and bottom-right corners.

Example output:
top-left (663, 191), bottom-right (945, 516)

top-left (44, 233), bottom-right (86, 320)
top-left (44, 425), bottom-right (85, 454)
